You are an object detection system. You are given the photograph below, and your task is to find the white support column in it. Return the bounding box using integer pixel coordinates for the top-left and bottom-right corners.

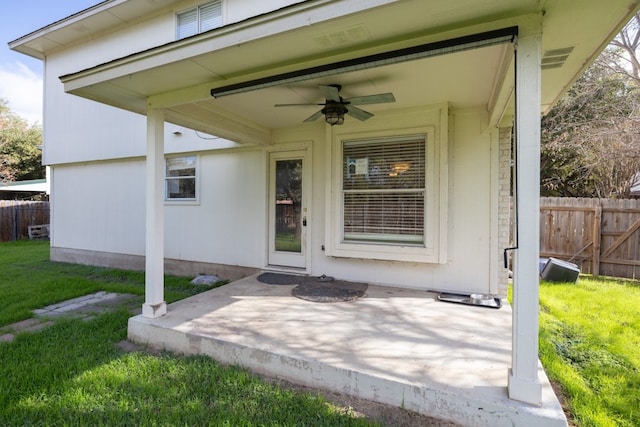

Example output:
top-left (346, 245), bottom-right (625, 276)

top-left (508, 32), bottom-right (543, 404)
top-left (142, 108), bottom-right (167, 318)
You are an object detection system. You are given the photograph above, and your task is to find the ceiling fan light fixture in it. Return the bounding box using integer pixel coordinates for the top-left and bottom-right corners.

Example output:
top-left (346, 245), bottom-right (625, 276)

top-left (322, 102), bottom-right (348, 126)
top-left (324, 111), bottom-right (344, 126)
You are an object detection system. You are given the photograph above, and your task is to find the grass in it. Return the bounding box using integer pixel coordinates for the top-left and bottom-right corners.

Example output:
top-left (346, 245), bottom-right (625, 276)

top-left (275, 232), bottom-right (302, 252)
top-left (537, 276), bottom-right (640, 427)
top-left (0, 240), bottom-right (224, 327)
top-left (0, 240), bottom-right (377, 426)
top-left (0, 310), bottom-right (373, 426)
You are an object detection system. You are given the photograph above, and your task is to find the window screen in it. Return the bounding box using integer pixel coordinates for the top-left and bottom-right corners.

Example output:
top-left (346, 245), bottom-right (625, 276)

top-left (343, 135), bottom-right (426, 244)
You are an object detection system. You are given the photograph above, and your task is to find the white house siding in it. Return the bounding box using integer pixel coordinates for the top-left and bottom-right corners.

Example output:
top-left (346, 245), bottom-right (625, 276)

top-left (225, 0), bottom-right (302, 22)
top-left (49, 104), bottom-right (506, 295)
top-left (51, 160), bottom-right (146, 256)
top-left (164, 149), bottom-right (267, 268)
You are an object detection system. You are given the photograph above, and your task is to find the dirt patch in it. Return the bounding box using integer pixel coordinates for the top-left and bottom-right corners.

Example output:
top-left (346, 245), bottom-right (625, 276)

top-left (551, 380), bottom-right (576, 427)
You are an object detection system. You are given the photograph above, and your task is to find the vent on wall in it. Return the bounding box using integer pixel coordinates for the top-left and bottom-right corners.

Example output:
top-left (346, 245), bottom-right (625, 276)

top-left (313, 25), bottom-right (370, 49)
top-left (542, 46), bottom-right (574, 69)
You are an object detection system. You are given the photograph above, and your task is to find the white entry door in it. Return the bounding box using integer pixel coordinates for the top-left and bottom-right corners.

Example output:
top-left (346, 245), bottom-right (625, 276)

top-left (268, 150), bottom-right (308, 269)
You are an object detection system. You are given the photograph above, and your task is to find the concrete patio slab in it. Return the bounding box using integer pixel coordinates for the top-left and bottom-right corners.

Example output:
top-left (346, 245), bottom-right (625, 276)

top-left (128, 274), bottom-right (567, 426)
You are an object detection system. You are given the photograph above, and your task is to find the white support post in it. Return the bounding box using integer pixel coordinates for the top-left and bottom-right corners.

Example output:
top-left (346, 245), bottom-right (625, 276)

top-left (508, 32), bottom-right (543, 404)
top-left (142, 108), bottom-right (167, 318)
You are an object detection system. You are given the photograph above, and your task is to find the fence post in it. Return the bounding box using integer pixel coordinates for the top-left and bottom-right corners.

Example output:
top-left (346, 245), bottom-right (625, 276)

top-left (592, 201), bottom-right (601, 276)
top-left (13, 205), bottom-right (18, 242)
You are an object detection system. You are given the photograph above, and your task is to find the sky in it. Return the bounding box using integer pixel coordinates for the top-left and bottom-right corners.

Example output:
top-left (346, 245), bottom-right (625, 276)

top-left (1, 0), bottom-right (103, 124)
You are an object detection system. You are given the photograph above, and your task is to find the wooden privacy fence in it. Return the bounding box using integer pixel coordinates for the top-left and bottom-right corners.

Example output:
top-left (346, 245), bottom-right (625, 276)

top-left (0, 201), bottom-right (50, 242)
top-left (540, 197), bottom-right (640, 279)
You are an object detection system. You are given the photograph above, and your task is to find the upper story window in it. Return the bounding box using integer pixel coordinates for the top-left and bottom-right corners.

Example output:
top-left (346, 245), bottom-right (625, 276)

top-left (165, 156), bottom-right (198, 201)
top-left (176, 1), bottom-right (222, 40)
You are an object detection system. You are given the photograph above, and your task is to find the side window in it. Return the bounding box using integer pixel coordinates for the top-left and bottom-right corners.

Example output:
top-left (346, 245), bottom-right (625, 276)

top-left (165, 156), bottom-right (197, 201)
top-left (177, 1), bottom-right (222, 40)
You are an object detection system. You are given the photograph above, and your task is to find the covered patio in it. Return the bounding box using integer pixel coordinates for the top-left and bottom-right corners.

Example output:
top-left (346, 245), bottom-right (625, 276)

top-left (11, 1), bottom-right (640, 425)
top-left (128, 274), bottom-right (566, 426)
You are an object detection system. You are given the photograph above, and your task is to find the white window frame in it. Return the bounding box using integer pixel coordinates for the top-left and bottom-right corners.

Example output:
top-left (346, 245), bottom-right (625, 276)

top-left (326, 107), bottom-right (448, 263)
top-left (165, 155), bottom-right (199, 204)
top-left (176, 1), bottom-right (223, 40)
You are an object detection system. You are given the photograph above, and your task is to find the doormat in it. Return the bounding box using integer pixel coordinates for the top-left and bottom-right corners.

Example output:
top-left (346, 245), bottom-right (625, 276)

top-left (257, 273), bottom-right (368, 303)
top-left (257, 272), bottom-right (306, 285)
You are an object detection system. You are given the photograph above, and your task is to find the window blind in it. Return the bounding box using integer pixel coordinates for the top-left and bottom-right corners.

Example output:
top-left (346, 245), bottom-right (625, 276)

top-left (200, 1), bottom-right (223, 33)
top-left (176, 1), bottom-right (222, 40)
top-left (343, 136), bottom-right (426, 244)
top-left (177, 9), bottom-right (198, 39)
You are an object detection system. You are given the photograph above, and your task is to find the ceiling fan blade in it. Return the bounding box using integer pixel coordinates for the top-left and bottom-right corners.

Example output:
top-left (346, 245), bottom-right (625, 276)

top-left (318, 85), bottom-right (341, 102)
top-left (303, 110), bottom-right (324, 122)
top-left (274, 103), bottom-right (324, 107)
top-left (345, 93), bottom-right (396, 105)
top-left (347, 105), bottom-right (374, 121)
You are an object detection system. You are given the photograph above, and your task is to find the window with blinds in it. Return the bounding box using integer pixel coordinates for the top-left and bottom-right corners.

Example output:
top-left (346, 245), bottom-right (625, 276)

top-left (177, 1), bottom-right (222, 40)
top-left (342, 135), bottom-right (426, 245)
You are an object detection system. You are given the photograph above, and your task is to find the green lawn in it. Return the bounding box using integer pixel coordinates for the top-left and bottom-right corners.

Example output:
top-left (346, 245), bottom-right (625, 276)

top-left (0, 240), bottom-right (376, 426)
top-left (0, 240), bottom-right (223, 327)
top-left (537, 276), bottom-right (640, 427)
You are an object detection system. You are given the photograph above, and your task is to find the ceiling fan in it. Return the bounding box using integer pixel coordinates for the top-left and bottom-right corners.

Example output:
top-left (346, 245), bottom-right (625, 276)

top-left (274, 84), bottom-right (396, 126)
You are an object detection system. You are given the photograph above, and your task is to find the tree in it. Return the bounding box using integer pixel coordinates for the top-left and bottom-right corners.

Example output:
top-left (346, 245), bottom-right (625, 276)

top-left (541, 40), bottom-right (640, 198)
top-left (0, 99), bottom-right (44, 183)
top-left (609, 12), bottom-right (640, 84)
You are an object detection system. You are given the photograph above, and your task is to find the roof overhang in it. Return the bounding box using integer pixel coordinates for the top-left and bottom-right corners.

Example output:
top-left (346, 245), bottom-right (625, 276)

top-left (11, 0), bottom-right (640, 144)
top-left (0, 179), bottom-right (48, 193)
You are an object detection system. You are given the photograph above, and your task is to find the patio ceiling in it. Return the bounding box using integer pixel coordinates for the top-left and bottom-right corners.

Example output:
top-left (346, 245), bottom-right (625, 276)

top-left (12, 0), bottom-right (640, 144)
top-left (152, 40), bottom-right (514, 141)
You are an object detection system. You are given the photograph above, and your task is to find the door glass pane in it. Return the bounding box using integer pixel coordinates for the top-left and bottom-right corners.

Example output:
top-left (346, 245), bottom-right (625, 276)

top-left (275, 159), bottom-right (302, 253)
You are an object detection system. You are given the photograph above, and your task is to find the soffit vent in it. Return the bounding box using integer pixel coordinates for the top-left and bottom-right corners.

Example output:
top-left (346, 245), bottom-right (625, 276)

top-left (313, 25), bottom-right (370, 49)
top-left (542, 46), bottom-right (574, 69)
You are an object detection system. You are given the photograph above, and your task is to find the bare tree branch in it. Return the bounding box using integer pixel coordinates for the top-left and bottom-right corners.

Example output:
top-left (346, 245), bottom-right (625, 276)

top-left (541, 46), bottom-right (640, 198)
